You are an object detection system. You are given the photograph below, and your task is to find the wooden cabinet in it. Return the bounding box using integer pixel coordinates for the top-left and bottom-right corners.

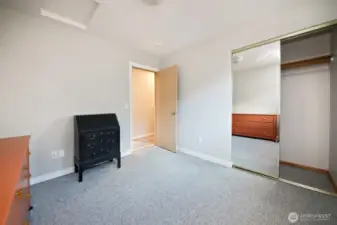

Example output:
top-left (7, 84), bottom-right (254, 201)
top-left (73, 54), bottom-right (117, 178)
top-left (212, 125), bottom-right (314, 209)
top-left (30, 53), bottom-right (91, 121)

top-left (0, 136), bottom-right (31, 225)
top-left (75, 114), bottom-right (120, 182)
top-left (232, 114), bottom-right (278, 141)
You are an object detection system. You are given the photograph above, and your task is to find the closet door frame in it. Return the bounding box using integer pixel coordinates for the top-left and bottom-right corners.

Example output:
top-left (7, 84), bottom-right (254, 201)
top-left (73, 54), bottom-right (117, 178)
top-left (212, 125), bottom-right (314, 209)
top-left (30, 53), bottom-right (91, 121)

top-left (231, 19), bottom-right (337, 197)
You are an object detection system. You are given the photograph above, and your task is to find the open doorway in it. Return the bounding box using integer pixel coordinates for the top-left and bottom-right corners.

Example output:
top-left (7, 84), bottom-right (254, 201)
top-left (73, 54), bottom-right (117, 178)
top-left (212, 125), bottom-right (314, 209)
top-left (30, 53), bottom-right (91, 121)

top-left (129, 62), bottom-right (179, 153)
top-left (131, 67), bottom-right (156, 151)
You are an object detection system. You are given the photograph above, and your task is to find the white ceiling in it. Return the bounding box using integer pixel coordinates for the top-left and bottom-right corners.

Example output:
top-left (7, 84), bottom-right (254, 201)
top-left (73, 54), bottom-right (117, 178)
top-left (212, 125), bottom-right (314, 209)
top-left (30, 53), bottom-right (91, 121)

top-left (88, 0), bottom-right (294, 55)
top-left (232, 42), bottom-right (281, 72)
top-left (0, 0), bottom-right (335, 56)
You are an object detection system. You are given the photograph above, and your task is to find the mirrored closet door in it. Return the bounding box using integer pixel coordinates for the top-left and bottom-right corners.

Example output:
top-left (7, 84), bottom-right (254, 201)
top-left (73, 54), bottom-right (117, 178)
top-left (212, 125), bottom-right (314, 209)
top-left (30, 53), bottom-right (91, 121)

top-left (231, 41), bottom-right (281, 178)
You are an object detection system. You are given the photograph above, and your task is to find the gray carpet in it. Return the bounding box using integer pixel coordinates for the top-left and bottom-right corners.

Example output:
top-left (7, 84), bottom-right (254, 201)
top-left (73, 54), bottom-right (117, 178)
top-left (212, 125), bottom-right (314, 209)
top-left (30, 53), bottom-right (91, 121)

top-left (30, 147), bottom-right (337, 225)
top-left (280, 164), bottom-right (335, 193)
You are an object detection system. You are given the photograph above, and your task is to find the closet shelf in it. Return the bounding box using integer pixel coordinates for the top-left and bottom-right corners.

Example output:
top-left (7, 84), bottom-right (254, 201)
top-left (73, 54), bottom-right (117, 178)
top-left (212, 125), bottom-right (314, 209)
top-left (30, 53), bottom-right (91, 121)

top-left (281, 55), bottom-right (332, 69)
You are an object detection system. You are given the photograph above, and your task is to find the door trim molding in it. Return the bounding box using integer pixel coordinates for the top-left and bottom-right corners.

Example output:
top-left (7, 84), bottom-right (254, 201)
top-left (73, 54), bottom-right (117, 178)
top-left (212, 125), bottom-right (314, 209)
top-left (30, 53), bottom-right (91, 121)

top-left (129, 62), bottom-right (159, 152)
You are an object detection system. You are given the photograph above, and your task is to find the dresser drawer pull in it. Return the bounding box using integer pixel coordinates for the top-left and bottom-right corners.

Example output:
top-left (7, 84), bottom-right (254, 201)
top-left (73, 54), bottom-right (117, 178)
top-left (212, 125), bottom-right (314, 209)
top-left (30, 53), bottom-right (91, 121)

top-left (16, 189), bottom-right (23, 196)
top-left (16, 190), bottom-right (31, 199)
top-left (23, 165), bottom-right (29, 170)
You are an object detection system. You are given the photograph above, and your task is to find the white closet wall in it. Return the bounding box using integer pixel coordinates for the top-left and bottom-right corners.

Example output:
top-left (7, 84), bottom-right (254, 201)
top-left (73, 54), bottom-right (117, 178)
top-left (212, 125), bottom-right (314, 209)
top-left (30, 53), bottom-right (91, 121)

top-left (233, 65), bottom-right (280, 114)
top-left (280, 33), bottom-right (331, 169)
top-left (330, 27), bottom-right (337, 182)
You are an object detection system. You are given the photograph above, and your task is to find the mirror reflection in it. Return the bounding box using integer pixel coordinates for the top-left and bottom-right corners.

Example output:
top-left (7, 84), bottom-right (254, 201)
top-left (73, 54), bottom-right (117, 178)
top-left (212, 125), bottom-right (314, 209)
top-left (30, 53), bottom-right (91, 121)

top-left (231, 42), bottom-right (281, 177)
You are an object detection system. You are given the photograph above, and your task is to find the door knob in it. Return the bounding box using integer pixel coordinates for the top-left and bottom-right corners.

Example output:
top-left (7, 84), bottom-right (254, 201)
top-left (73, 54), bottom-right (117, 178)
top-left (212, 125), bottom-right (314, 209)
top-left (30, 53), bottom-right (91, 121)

top-left (171, 112), bottom-right (176, 116)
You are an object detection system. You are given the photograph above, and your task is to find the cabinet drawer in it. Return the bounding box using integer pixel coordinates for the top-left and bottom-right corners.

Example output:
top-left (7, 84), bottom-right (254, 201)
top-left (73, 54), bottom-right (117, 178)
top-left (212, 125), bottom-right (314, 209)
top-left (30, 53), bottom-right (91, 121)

top-left (248, 121), bottom-right (273, 129)
top-left (233, 127), bottom-right (248, 135)
top-left (233, 114), bottom-right (275, 123)
top-left (6, 188), bottom-right (30, 225)
top-left (250, 128), bottom-right (275, 138)
top-left (234, 121), bottom-right (273, 129)
top-left (18, 166), bottom-right (30, 190)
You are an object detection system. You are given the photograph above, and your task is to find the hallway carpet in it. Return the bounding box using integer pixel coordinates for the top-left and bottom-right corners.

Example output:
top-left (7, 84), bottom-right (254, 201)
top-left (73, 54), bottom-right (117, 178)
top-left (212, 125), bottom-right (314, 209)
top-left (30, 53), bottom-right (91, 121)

top-left (132, 135), bottom-right (154, 151)
top-left (31, 147), bottom-right (337, 225)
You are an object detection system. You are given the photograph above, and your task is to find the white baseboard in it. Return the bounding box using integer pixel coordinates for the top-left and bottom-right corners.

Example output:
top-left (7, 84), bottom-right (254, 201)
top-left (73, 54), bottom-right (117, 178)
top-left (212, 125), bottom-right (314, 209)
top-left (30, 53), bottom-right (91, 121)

top-left (30, 167), bottom-right (74, 186)
top-left (31, 150), bottom-right (133, 186)
top-left (178, 147), bottom-right (233, 168)
top-left (132, 133), bottom-right (154, 140)
top-left (121, 149), bottom-right (133, 157)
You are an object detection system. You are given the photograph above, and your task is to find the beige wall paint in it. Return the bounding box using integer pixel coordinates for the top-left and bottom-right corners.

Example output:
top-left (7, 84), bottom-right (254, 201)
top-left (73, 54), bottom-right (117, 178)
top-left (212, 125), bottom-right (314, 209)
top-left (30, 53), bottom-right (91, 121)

top-left (132, 68), bottom-right (155, 138)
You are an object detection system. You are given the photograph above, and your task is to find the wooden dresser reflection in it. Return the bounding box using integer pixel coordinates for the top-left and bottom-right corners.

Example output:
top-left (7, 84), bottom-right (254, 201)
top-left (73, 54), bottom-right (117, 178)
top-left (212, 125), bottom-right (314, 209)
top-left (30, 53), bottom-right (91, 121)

top-left (0, 136), bottom-right (31, 225)
top-left (232, 114), bottom-right (278, 142)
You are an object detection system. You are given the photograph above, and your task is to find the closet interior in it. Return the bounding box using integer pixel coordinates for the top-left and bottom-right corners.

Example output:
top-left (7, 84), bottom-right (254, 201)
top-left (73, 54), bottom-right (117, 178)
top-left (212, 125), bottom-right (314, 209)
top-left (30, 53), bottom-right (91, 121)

top-left (279, 26), bottom-right (337, 193)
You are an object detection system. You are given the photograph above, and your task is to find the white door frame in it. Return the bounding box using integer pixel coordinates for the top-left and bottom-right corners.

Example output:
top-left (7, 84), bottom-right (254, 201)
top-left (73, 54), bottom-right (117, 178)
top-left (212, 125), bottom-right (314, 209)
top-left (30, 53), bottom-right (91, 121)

top-left (129, 62), bottom-right (159, 152)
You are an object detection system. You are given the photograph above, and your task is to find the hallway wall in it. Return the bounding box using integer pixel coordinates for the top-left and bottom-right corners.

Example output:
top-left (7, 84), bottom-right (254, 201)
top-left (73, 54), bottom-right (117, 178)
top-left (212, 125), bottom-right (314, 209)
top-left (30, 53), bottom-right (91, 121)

top-left (132, 68), bottom-right (155, 139)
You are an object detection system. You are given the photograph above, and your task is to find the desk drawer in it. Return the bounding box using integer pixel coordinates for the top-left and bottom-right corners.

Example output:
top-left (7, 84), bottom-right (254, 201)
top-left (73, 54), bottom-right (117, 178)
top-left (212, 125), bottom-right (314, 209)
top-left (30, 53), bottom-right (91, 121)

top-left (8, 150), bottom-right (30, 225)
top-left (6, 188), bottom-right (30, 225)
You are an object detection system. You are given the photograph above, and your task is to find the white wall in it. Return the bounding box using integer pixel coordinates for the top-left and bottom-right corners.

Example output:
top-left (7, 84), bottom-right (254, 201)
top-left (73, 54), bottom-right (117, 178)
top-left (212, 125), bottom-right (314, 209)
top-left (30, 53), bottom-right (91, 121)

top-left (160, 1), bottom-right (337, 162)
top-left (233, 65), bottom-right (280, 114)
top-left (0, 8), bottom-right (159, 177)
top-left (132, 68), bottom-right (155, 138)
top-left (1, 1), bottom-right (337, 178)
top-left (330, 27), bottom-right (337, 182)
top-left (280, 33), bottom-right (331, 169)
top-left (280, 65), bottom-right (330, 169)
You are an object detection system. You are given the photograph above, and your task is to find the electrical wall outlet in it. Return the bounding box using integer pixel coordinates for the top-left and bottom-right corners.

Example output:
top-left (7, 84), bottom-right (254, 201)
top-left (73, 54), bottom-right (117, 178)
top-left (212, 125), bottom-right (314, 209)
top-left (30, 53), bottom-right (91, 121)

top-left (51, 151), bottom-right (58, 159)
top-left (52, 150), bottom-right (65, 159)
